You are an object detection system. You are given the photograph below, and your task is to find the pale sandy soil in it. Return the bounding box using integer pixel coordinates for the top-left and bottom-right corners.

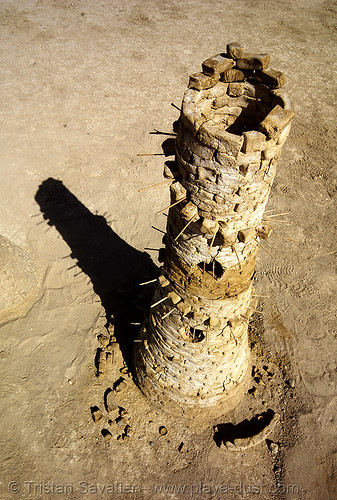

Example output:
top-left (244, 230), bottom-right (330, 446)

top-left (0, 1), bottom-right (336, 499)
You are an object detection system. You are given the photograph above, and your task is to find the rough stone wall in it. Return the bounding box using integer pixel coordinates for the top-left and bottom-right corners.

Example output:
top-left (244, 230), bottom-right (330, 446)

top-left (134, 44), bottom-right (294, 417)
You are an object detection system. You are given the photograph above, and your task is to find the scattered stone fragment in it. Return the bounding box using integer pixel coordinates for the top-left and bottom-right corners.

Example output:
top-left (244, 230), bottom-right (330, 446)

top-left (159, 426), bottom-right (168, 436)
top-left (202, 54), bottom-right (234, 77)
top-left (101, 429), bottom-right (113, 441)
top-left (105, 389), bottom-right (118, 412)
top-left (287, 378), bottom-right (295, 388)
top-left (225, 440), bottom-right (236, 449)
top-left (255, 68), bottom-right (286, 89)
top-left (114, 379), bottom-right (127, 393)
top-left (125, 425), bottom-right (134, 437)
top-left (268, 441), bottom-right (279, 454)
top-left (178, 442), bottom-right (184, 452)
top-left (106, 351), bottom-right (114, 366)
top-left (120, 365), bottom-right (129, 375)
top-left (91, 406), bottom-right (103, 422)
top-left (237, 54), bottom-right (270, 71)
top-left (188, 72), bottom-right (217, 91)
top-left (119, 408), bottom-right (128, 416)
top-left (116, 416), bottom-right (127, 427)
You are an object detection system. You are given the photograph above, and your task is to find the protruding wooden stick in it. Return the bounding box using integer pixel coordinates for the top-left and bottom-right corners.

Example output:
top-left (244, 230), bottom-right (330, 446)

top-left (208, 232), bottom-right (217, 254)
top-left (137, 153), bottom-right (166, 156)
top-left (138, 179), bottom-right (172, 192)
top-left (156, 196), bottom-right (186, 215)
top-left (255, 238), bottom-right (273, 257)
top-left (264, 212), bottom-right (291, 218)
top-left (161, 309), bottom-right (174, 320)
top-left (171, 102), bottom-right (181, 111)
top-left (270, 234), bottom-right (297, 242)
top-left (262, 219), bottom-right (290, 223)
top-left (139, 278), bottom-right (157, 286)
top-left (152, 226), bottom-right (166, 234)
top-left (233, 244), bottom-right (242, 270)
top-left (248, 308), bottom-right (264, 314)
top-left (151, 296), bottom-right (169, 308)
top-left (174, 214), bottom-right (197, 241)
top-left (150, 129), bottom-right (176, 136)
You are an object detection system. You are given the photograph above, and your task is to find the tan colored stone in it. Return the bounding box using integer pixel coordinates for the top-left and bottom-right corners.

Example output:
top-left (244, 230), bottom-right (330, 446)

top-left (202, 54), bottom-right (234, 77)
top-left (220, 68), bottom-right (248, 83)
top-left (237, 54), bottom-right (270, 71)
top-left (237, 228), bottom-right (256, 243)
top-left (168, 290), bottom-right (181, 304)
top-left (91, 407), bottom-right (103, 422)
top-left (158, 275), bottom-right (170, 287)
top-left (170, 181), bottom-right (187, 202)
top-left (198, 122), bottom-right (244, 157)
top-left (180, 201), bottom-right (199, 220)
top-left (188, 72), bottom-right (217, 90)
top-left (177, 301), bottom-right (192, 315)
top-left (200, 218), bottom-right (219, 236)
top-left (255, 68), bottom-right (286, 89)
top-left (256, 222), bottom-right (273, 239)
top-left (227, 82), bottom-right (245, 97)
top-left (259, 105), bottom-right (294, 140)
top-left (272, 89), bottom-right (294, 111)
top-left (242, 131), bottom-right (266, 153)
top-left (227, 42), bottom-right (245, 59)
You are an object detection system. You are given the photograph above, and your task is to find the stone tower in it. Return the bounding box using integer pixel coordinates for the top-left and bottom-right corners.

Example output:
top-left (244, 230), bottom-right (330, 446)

top-left (134, 43), bottom-right (294, 417)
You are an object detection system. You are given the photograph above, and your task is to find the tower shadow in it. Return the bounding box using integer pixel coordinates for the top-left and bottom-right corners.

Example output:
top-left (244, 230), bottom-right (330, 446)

top-left (35, 178), bottom-right (158, 368)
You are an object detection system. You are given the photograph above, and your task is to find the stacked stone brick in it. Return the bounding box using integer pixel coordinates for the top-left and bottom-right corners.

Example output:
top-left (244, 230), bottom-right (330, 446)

top-left (134, 43), bottom-right (294, 416)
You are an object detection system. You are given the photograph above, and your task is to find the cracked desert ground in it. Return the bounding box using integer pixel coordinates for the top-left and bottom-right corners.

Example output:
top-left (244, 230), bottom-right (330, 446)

top-left (0, 1), bottom-right (336, 499)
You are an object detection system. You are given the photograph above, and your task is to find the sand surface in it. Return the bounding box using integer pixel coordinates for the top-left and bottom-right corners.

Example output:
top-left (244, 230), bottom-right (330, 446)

top-left (0, 1), bottom-right (336, 499)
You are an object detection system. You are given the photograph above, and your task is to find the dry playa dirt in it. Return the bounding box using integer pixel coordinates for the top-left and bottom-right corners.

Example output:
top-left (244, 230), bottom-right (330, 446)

top-left (0, 1), bottom-right (336, 499)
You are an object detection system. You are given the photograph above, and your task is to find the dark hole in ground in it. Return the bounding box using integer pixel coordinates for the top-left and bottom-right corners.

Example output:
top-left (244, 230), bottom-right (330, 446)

top-left (213, 409), bottom-right (275, 447)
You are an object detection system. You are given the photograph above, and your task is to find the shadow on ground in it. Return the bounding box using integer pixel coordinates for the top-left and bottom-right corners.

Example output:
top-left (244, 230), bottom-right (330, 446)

top-left (35, 178), bottom-right (158, 368)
